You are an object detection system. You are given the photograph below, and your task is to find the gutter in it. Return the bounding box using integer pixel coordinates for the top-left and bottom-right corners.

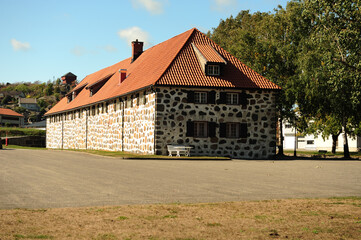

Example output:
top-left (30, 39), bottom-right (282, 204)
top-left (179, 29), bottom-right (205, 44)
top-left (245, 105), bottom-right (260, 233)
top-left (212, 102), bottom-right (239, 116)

top-left (45, 84), bottom-right (154, 117)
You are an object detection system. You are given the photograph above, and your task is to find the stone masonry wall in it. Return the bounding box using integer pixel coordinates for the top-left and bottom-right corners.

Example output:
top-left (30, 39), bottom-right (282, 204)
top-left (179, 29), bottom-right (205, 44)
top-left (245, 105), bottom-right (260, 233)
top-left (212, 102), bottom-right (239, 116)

top-left (46, 86), bottom-right (277, 159)
top-left (154, 87), bottom-right (277, 159)
top-left (46, 90), bottom-right (156, 154)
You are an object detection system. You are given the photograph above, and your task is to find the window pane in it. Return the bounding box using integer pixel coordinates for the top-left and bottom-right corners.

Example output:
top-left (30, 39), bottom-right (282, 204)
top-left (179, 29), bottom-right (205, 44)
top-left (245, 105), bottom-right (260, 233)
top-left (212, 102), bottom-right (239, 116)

top-left (226, 93), bottom-right (232, 104)
top-left (227, 123), bottom-right (239, 138)
top-left (195, 92), bottom-right (207, 103)
top-left (194, 122), bottom-right (207, 137)
top-left (226, 93), bottom-right (238, 104)
top-left (232, 94), bottom-right (238, 104)
top-left (208, 65), bottom-right (220, 76)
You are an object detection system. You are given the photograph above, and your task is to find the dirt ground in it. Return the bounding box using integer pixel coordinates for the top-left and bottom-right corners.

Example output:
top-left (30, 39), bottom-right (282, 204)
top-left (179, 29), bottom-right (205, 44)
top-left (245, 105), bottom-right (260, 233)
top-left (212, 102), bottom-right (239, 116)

top-left (1, 197), bottom-right (361, 240)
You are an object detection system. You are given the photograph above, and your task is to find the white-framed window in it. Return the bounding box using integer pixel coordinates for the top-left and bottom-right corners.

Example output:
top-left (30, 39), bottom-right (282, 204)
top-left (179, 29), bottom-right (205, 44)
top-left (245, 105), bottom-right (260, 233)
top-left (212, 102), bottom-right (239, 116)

top-left (285, 124), bottom-right (293, 129)
top-left (194, 122), bottom-right (208, 138)
top-left (227, 123), bottom-right (239, 138)
top-left (194, 92), bottom-right (207, 104)
top-left (226, 93), bottom-right (239, 105)
top-left (207, 65), bottom-right (220, 76)
top-left (307, 140), bottom-right (314, 145)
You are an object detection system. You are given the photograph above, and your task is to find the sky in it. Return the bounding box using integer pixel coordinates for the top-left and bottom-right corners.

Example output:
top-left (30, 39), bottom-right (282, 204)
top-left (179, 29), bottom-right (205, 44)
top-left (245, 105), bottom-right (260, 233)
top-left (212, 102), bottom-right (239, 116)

top-left (0, 0), bottom-right (289, 84)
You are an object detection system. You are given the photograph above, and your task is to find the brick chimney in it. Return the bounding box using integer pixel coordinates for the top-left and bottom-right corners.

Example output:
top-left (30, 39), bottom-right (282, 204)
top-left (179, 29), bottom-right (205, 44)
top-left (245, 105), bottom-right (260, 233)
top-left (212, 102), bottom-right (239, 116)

top-left (132, 39), bottom-right (143, 62)
top-left (119, 69), bottom-right (127, 84)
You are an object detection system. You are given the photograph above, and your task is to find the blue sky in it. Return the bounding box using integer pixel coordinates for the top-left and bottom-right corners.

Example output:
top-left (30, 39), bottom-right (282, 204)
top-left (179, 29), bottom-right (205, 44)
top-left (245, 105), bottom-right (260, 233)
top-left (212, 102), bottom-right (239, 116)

top-left (0, 0), bottom-right (289, 84)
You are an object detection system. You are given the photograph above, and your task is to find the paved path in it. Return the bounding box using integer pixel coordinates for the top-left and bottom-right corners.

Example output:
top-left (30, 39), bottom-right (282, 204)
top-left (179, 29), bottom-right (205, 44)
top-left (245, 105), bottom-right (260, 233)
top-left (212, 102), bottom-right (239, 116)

top-left (1, 149), bottom-right (360, 209)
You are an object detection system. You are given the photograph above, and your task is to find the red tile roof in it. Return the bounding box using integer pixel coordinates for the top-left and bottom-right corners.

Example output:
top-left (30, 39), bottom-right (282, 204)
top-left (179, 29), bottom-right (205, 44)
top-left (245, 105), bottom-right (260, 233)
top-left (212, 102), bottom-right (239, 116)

top-left (0, 108), bottom-right (24, 117)
top-left (46, 28), bottom-right (280, 116)
top-left (192, 43), bottom-right (226, 63)
top-left (157, 30), bottom-right (281, 89)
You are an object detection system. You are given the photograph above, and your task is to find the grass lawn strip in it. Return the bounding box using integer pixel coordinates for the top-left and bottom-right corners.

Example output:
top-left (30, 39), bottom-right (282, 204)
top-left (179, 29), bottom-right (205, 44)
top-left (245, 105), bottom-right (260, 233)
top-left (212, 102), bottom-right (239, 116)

top-left (2, 145), bottom-right (230, 160)
top-left (1, 197), bottom-right (361, 240)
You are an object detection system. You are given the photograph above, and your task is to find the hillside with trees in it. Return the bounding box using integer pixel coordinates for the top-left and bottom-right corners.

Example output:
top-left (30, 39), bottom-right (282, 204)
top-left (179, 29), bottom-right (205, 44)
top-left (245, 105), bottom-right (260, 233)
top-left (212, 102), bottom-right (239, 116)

top-left (0, 78), bottom-right (74, 124)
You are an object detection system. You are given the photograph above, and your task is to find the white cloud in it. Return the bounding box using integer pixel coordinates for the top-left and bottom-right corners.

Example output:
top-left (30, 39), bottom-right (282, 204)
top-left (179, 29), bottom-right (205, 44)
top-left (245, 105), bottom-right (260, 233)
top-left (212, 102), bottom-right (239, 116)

top-left (131, 0), bottom-right (164, 15)
top-left (118, 26), bottom-right (151, 47)
top-left (71, 46), bottom-right (87, 56)
top-left (10, 39), bottom-right (31, 51)
top-left (102, 45), bottom-right (118, 53)
top-left (211, 0), bottom-right (237, 12)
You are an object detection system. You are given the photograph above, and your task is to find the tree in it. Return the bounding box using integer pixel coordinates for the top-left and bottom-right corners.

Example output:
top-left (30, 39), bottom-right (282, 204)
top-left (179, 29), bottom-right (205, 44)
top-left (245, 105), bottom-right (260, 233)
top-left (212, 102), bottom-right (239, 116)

top-left (1, 95), bottom-right (12, 105)
top-left (15, 83), bottom-right (30, 94)
top-left (208, 1), bottom-right (311, 155)
top-left (297, 0), bottom-right (361, 158)
top-left (306, 116), bottom-right (342, 154)
top-left (44, 83), bottom-right (54, 96)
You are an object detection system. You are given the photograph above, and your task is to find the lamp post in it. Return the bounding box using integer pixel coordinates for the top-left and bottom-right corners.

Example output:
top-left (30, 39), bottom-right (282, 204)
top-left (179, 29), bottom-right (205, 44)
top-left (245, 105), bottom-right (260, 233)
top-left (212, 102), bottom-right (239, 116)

top-left (294, 126), bottom-right (297, 157)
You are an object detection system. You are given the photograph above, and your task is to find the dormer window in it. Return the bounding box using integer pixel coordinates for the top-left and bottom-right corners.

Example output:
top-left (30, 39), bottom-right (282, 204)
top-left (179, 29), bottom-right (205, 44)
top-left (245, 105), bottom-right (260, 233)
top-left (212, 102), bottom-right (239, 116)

top-left (86, 73), bottom-right (114, 97)
top-left (192, 43), bottom-right (226, 76)
top-left (207, 65), bottom-right (220, 76)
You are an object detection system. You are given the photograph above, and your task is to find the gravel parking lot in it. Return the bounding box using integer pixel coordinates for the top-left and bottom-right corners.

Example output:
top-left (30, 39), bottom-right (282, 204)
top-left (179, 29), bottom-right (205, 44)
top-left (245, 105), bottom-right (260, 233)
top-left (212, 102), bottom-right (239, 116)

top-left (1, 149), bottom-right (360, 209)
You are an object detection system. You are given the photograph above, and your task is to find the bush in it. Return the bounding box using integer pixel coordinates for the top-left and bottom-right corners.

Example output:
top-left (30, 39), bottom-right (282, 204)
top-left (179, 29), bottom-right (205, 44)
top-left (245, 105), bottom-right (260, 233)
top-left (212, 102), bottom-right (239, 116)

top-left (0, 127), bottom-right (45, 137)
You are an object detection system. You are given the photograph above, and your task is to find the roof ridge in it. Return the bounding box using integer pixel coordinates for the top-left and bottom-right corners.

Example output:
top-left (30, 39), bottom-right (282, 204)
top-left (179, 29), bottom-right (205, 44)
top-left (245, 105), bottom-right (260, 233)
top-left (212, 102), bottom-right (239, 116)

top-left (153, 28), bottom-right (197, 86)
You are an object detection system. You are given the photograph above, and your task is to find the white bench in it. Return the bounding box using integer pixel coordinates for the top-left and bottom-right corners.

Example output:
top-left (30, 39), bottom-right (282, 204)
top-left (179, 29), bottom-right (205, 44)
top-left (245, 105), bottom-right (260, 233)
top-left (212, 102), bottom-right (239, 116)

top-left (167, 145), bottom-right (192, 157)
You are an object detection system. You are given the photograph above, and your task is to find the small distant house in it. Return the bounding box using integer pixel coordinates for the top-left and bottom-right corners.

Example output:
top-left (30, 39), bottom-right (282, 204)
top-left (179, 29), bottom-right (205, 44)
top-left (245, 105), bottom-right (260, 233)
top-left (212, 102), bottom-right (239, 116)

top-left (282, 121), bottom-right (361, 152)
top-left (61, 72), bottom-right (77, 86)
top-left (45, 28), bottom-right (281, 159)
top-left (0, 108), bottom-right (24, 127)
top-left (19, 98), bottom-right (39, 111)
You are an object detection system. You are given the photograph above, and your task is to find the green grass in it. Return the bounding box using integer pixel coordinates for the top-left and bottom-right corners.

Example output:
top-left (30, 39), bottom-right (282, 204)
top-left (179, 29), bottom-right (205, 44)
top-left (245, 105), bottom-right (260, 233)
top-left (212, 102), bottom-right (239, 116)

top-left (284, 150), bottom-right (361, 157)
top-left (0, 127), bottom-right (45, 137)
top-left (2, 145), bottom-right (230, 160)
top-left (3, 145), bottom-right (46, 150)
top-left (162, 215), bottom-right (177, 219)
top-left (14, 234), bottom-right (53, 239)
top-left (64, 149), bottom-right (231, 160)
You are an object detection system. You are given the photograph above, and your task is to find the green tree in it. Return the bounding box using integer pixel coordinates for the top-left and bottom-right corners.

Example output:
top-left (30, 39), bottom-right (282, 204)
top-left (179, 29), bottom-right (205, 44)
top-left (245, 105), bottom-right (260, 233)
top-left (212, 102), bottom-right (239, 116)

top-left (44, 83), bottom-right (54, 96)
top-left (306, 116), bottom-right (342, 154)
top-left (15, 83), bottom-right (30, 94)
top-left (209, 1), bottom-right (311, 155)
top-left (297, 0), bottom-right (361, 158)
top-left (1, 95), bottom-right (12, 105)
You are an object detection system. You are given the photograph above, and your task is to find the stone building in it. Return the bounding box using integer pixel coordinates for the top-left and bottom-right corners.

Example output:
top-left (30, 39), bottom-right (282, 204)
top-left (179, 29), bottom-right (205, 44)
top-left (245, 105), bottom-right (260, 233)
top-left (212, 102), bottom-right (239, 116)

top-left (45, 28), bottom-right (280, 159)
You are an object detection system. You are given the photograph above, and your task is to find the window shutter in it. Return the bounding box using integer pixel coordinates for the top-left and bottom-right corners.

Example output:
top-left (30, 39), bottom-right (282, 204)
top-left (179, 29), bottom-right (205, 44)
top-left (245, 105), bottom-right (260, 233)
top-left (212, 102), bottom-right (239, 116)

top-left (208, 91), bottom-right (216, 104)
top-left (239, 92), bottom-right (247, 106)
top-left (187, 91), bottom-right (195, 103)
top-left (219, 123), bottom-right (226, 138)
top-left (186, 121), bottom-right (194, 137)
top-left (219, 92), bottom-right (227, 104)
top-left (208, 122), bottom-right (216, 137)
top-left (240, 123), bottom-right (248, 138)
top-left (239, 92), bottom-right (251, 106)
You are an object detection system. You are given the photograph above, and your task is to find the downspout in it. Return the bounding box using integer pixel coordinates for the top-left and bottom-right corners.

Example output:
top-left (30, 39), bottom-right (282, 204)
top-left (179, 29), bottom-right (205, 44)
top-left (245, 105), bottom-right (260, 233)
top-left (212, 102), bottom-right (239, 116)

top-left (121, 99), bottom-right (124, 152)
top-left (85, 108), bottom-right (88, 149)
top-left (153, 88), bottom-right (157, 155)
top-left (61, 113), bottom-right (64, 149)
